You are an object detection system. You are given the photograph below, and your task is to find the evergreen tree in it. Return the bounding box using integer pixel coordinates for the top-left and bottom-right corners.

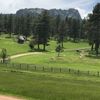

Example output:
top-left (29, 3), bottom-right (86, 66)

top-left (66, 17), bottom-right (73, 40)
top-left (35, 10), bottom-right (50, 51)
top-left (0, 48), bottom-right (8, 63)
top-left (19, 16), bottom-right (26, 35)
top-left (87, 3), bottom-right (100, 55)
top-left (71, 19), bottom-right (80, 42)
top-left (80, 18), bottom-right (87, 39)
top-left (49, 17), bottom-right (56, 37)
top-left (57, 20), bottom-right (66, 48)
top-left (0, 14), bottom-right (4, 34)
top-left (55, 44), bottom-right (62, 57)
top-left (55, 15), bottom-right (61, 34)
top-left (29, 39), bottom-right (35, 51)
top-left (25, 14), bottom-right (32, 37)
top-left (7, 14), bottom-right (13, 37)
top-left (4, 15), bottom-right (8, 33)
top-left (14, 16), bottom-right (21, 35)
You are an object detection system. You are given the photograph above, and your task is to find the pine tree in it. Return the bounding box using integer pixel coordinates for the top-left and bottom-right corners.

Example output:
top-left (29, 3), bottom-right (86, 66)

top-left (80, 18), bottom-right (87, 39)
top-left (35, 10), bottom-right (50, 51)
top-left (55, 15), bottom-right (61, 34)
top-left (4, 15), bottom-right (8, 33)
top-left (88, 3), bottom-right (100, 55)
top-left (7, 14), bottom-right (13, 37)
top-left (71, 19), bottom-right (80, 42)
top-left (25, 14), bottom-right (32, 37)
top-left (0, 48), bottom-right (7, 63)
top-left (0, 14), bottom-right (4, 34)
top-left (57, 20), bottom-right (66, 48)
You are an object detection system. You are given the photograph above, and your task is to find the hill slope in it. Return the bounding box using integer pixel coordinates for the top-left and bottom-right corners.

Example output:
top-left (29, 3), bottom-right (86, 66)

top-left (16, 8), bottom-right (82, 20)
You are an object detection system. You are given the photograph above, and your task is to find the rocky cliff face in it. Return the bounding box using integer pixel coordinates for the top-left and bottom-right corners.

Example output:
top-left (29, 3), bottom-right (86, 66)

top-left (16, 8), bottom-right (82, 20)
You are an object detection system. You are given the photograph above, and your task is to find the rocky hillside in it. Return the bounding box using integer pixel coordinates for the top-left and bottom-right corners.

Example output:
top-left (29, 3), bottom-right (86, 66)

top-left (16, 8), bottom-right (82, 20)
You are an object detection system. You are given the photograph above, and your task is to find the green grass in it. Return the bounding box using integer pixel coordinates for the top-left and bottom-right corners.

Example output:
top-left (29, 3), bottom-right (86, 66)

top-left (12, 50), bottom-right (100, 72)
top-left (1, 36), bottom-right (100, 100)
top-left (0, 36), bottom-right (99, 73)
top-left (0, 68), bottom-right (100, 100)
top-left (0, 35), bottom-right (89, 56)
top-left (47, 41), bottom-right (89, 52)
top-left (0, 37), bottom-right (30, 55)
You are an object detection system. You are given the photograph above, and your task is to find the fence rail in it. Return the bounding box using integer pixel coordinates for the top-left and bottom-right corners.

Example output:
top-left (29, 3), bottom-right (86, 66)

top-left (0, 62), bottom-right (99, 77)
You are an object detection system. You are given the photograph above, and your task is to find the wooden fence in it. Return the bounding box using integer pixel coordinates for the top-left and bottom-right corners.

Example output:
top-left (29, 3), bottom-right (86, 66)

top-left (0, 62), bottom-right (99, 77)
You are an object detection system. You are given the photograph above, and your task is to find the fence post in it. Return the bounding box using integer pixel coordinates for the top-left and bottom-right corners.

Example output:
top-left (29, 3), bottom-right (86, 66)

top-left (97, 71), bottom-right (99, 77)
top-left (51, 67), bottom-right (53, 72)
top-left (69, 68), bottom-right (71, 73)
top-left (60, 68), bottom-right (61, 72)
top-left (77, 70), bottom-right (80, 75)
top-left (34, 66), bottom-right (36, 71)
top-left (12, 63), bottom-right (14, 68)
top-left (20, 64), bottom-right (21, 69)
top-left (87, 71), bottom-right (89, 75)
top-left (43, 66), bottom-right (45, 71)
top-left (19, 64), bottom-right (21, 69)
top-left (27, 64), bottom-right (29, 70)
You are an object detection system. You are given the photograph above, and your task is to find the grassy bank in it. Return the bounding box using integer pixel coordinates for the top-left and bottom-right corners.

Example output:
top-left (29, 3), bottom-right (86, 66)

top-left (0, 68), bottom-right (100, 100)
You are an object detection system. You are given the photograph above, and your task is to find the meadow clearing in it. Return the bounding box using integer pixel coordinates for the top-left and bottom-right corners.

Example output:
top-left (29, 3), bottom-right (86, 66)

top-left (1, 35), bottom-right (100, 100)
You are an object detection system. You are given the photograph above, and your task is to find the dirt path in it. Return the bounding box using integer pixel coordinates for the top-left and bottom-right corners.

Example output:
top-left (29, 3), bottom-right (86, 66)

top-left (10, 52), bottom-right (43, 59)
top-left (0, 95), bottom-right (24, 100)
top-left (0, 47), bottom-right (90, 61)
top-left (10, 47), bottom-right (90, 59)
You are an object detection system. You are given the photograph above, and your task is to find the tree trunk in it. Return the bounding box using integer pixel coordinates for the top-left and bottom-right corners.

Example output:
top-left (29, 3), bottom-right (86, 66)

top-left (9, 33), bottom-right (12, 38)
top-left (62, 41), bottom-right (63, 48)
top-left (3, 58), bottom-right (5, 63)
top-left (73, 36), bottom-right (76, 42)
top-left (91, 43), bottom-right (94, 51)
top-left (95, 40), bottom-right (99, 56)
top-left (96, 48), bottom-right (99, 56)
top-left (38, 43), bottom-right (40, 50)
top-left (43, 44), bottom-right (46, 51)
top-left (58, 52), bottom-right (60, 57)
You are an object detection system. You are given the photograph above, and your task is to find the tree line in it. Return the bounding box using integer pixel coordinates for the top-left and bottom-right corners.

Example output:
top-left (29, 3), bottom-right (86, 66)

top-left (0, 11), bottom-right (83, 50)
top-left (0, 12), bottom-right (82, 39)
top-left (0, 3), bottom-right (100, 55)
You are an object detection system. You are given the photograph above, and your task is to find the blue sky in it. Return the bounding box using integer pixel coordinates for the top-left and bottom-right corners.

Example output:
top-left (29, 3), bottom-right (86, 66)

top-left (0, 0), bottom-right (99, 18)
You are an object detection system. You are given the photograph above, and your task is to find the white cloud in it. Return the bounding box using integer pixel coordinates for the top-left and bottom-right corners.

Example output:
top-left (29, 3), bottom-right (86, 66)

top-left (76, 8), bottom-right (92, 19)
top-left (0, 0), bottom-right (64, 13)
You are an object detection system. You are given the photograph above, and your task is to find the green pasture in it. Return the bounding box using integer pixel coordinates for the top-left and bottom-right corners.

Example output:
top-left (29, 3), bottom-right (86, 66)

top-left (0, 36), bottom-right (29, 55)
top-left (12, 50), bottom-right (100, 72)
top-left (0, 34), bottom-right (89, 55)
top-left (1, 35), bottom-right (100, 73)
top-left (1, 35), bottom-right (100, 100)
top-left (0, 68), bottom-right (100, 100)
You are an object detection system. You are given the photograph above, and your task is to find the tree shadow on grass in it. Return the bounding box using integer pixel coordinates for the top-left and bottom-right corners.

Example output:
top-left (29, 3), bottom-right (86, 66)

top-left (86, 55), bottom-right (100, 59)
top-left (28, 48), bottom-right (49, 52)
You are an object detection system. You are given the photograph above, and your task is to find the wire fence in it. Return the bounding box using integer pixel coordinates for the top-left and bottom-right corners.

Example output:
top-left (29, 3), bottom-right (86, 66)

top-left (0, 62), bottom-right (99, 77)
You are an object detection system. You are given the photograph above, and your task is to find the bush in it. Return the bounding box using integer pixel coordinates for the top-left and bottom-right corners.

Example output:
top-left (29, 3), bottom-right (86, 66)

top-left (0, 48), bottom-right (8, 63)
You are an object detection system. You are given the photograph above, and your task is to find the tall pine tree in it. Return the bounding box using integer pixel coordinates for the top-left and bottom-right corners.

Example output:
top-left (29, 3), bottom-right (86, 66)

top-left (35, 10), bottom-right (50, 51)
top-left (88, 3), bottom-right (100, 55)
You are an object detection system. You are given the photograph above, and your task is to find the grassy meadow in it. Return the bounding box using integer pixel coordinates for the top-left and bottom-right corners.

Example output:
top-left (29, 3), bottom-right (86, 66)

top-left (0, 67), bottom-right (100, 100)
top-left (1, 35), bottom-right (100, 100)
top-left (12, 51), bottom-right (100, 72)
top-left (0, 35), bottom-right (29, 55)
top-left (10, 40), bottom-right (100, 73)
top-left (0, 34), bottom-right (89, 55)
